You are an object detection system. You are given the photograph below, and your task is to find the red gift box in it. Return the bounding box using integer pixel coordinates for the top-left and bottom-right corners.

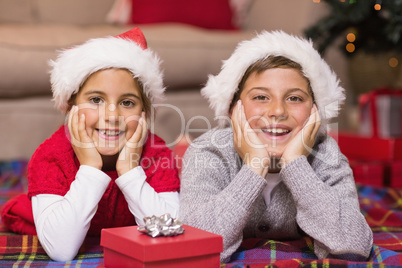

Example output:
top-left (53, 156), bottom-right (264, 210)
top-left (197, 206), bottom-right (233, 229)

top-left (330, 132), bottom-right (402, 187)
top-left (350, 161), bottom-right (385, 187)
top-left (335, 132), bottom-right (402, 162)
top-left (390, 161), bottom-right (402, 188)
top-left (359, 88), bottom-right (402, 138)
top-left (101, 225), bottom-right (223, 268)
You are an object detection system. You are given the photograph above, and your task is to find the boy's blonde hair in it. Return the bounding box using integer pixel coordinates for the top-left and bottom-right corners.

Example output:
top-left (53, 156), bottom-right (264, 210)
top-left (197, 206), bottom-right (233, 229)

top-left (229, 55), bottom-right (315, 113)
top-left (201, 30), bottom-right (345, 134)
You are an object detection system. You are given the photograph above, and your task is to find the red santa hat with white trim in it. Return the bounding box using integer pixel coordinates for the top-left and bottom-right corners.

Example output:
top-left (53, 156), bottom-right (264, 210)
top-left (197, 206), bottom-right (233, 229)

top-left (50, 27), bottom-right (165, 113)
top-left (201, 30), bottom-right (346, 134)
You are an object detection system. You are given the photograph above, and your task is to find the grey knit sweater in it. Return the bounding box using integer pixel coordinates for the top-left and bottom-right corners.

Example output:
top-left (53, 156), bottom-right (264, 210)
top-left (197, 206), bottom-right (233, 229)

top-left (179, 127), bottom-right (373, 263)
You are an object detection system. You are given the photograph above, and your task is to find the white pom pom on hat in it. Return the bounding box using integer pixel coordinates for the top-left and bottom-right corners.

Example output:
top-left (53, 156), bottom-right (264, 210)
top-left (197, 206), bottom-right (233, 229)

top-left (201, 30), bottom-right (345, 133)
top-left (50, 27), bottom-right (165, 113)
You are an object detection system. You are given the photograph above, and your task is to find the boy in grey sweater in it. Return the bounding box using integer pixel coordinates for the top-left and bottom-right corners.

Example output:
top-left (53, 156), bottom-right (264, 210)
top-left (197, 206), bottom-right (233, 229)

top-left (179, 31), bottom-right (373, 263)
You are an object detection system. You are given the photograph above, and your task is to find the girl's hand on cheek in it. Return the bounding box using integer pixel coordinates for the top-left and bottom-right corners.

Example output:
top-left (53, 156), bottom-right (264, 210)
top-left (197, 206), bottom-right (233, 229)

top-left (68, 105), bottom-right (103, 170)
top-left (116, 112), bottom-right (147, 177)
top-left (232, 100), bottom-right (269, 177)
top-left (281, 104), bottom-right (321, 167)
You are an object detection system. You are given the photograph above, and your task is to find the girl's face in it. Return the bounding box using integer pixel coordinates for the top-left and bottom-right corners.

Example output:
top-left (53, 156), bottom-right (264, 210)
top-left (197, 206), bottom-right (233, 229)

top-left (74, 68), bottom-right (144, 156)
top-left (239, 67), bottom-right (314, 158)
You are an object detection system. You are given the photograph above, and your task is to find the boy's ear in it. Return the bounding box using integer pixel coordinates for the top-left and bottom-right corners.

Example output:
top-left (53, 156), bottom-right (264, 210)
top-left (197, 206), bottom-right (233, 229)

top-left (229, 107), bottom-right (234, 117)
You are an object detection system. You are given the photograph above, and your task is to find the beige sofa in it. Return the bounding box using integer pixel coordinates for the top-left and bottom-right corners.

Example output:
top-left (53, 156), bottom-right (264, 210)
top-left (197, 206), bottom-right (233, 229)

top-left (0, 0), bottom-right (333, 160)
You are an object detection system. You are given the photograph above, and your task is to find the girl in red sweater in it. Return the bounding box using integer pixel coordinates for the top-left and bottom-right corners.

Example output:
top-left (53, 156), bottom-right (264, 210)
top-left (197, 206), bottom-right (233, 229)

top-left (1, 27), bottom-right (180, 262)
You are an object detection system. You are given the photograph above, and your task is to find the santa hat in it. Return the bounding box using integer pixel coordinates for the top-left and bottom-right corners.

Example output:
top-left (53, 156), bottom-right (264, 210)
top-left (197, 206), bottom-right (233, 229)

top-left (50, 27), bottom-right (165, 113)
top-left (201, 30), bottom-right (345, 133)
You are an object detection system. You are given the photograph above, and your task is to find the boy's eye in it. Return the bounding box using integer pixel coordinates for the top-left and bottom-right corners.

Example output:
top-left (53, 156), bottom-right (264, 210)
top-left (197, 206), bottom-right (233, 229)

top-left (121, 100), bottom-right (134, 107)
top-left (253, 95), bottom-right (268, 101)
top-left (287, 96), bottom-right (302, 102)
top-left (90, 97), bottom-right (103, 104)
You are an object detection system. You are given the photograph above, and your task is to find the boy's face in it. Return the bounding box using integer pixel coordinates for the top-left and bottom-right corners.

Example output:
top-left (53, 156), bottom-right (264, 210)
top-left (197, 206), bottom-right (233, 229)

top-left (239, 67), bottom-right (314, 158)
top-left (74, 68), bottom-right (144, 156)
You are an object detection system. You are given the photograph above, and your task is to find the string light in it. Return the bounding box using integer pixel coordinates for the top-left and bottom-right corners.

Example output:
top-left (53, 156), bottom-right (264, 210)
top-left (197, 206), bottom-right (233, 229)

top-left (389, 57), bottom-right (399, 68)
top-left (374, 4), bottom-right (381, 10)
top-left (346, 43), bottom-right (355, 53)
top-left (347, 33), bottom-right (356, 42)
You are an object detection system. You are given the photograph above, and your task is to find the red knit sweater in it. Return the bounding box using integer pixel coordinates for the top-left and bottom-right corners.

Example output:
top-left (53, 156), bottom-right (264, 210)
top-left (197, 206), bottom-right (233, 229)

top-left (2, 126), bottom-right (180, 235)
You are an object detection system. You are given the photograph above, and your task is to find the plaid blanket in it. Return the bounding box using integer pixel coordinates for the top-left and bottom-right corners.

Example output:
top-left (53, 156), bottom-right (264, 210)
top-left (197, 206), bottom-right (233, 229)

top-left (0, 161), bottom-right (104, 267)
top-left (225, 185), bottom-right (402, 268)
top-left (1, 160), bottom-right (402, 267)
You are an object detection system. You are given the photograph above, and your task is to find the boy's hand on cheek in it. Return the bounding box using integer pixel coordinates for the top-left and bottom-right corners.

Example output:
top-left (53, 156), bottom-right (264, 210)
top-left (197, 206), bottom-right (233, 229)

top-left (281, 105), bottom-right (321, 167)
top-left (116, 112), bottom-right (147, 177)
top-left (232, 101), bottom-right (269, 177)
top-left (68, 106), bottom-right (103, 170)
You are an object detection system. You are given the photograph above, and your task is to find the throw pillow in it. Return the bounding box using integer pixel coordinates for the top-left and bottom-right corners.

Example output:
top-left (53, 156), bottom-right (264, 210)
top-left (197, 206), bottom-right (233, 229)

top-left (130, 0), bottom-right (236, 30)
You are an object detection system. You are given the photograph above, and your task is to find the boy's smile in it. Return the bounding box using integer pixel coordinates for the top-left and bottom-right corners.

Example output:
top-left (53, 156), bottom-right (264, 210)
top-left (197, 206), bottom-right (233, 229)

top-left (239, 67), bottom-right (314, 157)
top-left (73, 68), bottom-right (144, 157)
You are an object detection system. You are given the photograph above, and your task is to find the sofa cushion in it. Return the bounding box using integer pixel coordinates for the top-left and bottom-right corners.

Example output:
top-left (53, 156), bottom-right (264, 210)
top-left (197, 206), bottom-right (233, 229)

top-left (0, 24), bottom-right (128, 98)
top-left (0, 0), bottom-right (115, 25)
top-left (0, 97), bottom-right (65, 160)
top-left (130, 0), bottom-right (236, 30)
top-left (0, 23), bottom-right (254, 98)
top-left (36, 0), bottom-right (115, 25)
top-left (0, 0), bottom-right (35, 23)
top-left (141, 24), bottom-right (254, 88)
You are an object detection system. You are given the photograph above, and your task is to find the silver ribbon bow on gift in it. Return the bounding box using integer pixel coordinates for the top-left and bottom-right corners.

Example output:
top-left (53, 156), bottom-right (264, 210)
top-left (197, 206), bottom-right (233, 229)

top-left (137, 213), bottom-right (185, 238)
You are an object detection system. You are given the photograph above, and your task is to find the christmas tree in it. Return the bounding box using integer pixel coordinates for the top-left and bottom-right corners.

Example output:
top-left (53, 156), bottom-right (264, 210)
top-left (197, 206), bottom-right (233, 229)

top-left (305, 0), bottom-right (402, 57)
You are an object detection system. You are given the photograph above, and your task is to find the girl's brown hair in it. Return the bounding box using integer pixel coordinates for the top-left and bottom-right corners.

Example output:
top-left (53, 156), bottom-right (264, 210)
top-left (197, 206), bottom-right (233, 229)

top-left (67, 68), bottom-right (151, 116)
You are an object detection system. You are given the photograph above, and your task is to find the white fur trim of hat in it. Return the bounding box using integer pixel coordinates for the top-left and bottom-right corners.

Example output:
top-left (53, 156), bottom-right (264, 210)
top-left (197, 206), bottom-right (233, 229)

top-left (201, 30), bottom-right (345, 133)
top-left (50, 27), bottom-right (165, 113)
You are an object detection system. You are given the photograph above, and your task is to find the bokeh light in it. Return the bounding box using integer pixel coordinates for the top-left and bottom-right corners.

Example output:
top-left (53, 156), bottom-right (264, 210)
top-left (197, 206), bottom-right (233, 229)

top-left (347, 33), bottom-right (356, 42)
top-left (374, 4), bottom-right (381, 10)
top-left (389, 57), bottom-right (399, 68)
top-left (346, 43), bottom-right (355, 53)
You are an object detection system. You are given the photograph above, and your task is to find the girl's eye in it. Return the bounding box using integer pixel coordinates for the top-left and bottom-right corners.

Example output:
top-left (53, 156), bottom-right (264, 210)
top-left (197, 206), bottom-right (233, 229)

top-left (287, 96), bottom-right (302, 102)
top-left (90, 97), bottom-right (103, 104)
top-left (253, 95), bottom-right (268, 101)
top-left (121, 100), bottom-right (135, 107)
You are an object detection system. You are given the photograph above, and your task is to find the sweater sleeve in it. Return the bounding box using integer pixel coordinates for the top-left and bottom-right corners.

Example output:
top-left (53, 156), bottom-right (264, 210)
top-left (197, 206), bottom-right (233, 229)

top-left (32, 165), bottom-right (111, 262)
top-left (179, 142), bottom-right (267, 263)
top-left (280, 136), bottom-right (373, 261)
top-left (115, 166), bottom-right (179, 225)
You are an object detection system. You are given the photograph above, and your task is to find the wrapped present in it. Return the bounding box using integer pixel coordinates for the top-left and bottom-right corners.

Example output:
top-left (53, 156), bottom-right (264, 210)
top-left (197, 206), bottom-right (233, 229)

top-left (359, 88), bottom-right (402, 138)
top-left (335, 132), bottom-right (402, 162)
top-left (101, 224), bottom-right (223, 268)
top-left (390, 161), bottom-right (402, 188)
top-left (333, 132), bottom-right (402, 187)
top-left (350, 160), bottom-right (385, 187)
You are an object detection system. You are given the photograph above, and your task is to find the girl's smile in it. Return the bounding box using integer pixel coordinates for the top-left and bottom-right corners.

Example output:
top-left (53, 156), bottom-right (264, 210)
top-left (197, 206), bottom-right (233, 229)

top-left (96, 128), bottom-right (125, 140)
top-left (73, 68), bottom-right (144, 157)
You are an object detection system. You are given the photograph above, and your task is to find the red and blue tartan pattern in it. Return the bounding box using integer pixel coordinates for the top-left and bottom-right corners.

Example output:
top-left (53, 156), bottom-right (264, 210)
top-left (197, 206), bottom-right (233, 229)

top-left (224, 185), bottom-right (402, 267)
top-left (0, 160), bottom-right (401, 267)
top-left (0, 161), bottom-right (104, 267)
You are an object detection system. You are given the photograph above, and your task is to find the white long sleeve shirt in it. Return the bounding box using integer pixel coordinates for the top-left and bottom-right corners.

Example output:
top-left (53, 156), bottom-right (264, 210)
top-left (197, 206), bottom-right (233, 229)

top-left (32, 165), bottom-right (179, 262)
